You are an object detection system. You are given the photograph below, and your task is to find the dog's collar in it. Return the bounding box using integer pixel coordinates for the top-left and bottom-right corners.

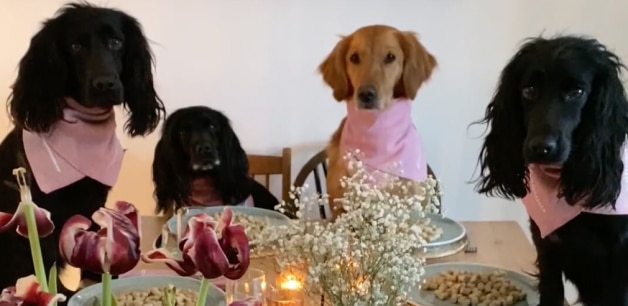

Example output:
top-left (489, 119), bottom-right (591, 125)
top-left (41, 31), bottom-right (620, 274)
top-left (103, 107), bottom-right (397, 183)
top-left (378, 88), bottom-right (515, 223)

top-left (187, 177), bottom-right (254, 207)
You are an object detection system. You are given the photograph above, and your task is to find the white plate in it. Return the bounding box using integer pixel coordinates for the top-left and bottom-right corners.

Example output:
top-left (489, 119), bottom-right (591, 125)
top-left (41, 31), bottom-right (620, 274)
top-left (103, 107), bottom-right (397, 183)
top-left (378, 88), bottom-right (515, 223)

top-left (419, 213), bottom-right (469, 259)
top-left (166, 206), bottom-right (290, 233)
top-left (409, 262), bottom-right (540, 306)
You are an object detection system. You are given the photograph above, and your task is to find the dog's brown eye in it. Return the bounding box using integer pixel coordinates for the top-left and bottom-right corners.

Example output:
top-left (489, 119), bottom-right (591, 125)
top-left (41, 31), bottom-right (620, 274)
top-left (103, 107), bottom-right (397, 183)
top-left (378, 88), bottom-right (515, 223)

top-left (107, 38), bottom-right (123, 50)
top-left (522, 86), bottom-right (538, 100)
top-left (209, 124), bottom-right (215, 129)
top-left (565, 88), bottom-right (584, 100)
top-left (349, 53), bottom-right (360, 64)
top-left (384, 53), bottom-right (396, 64)
top-left (71, 43), bottom-right (82, 53)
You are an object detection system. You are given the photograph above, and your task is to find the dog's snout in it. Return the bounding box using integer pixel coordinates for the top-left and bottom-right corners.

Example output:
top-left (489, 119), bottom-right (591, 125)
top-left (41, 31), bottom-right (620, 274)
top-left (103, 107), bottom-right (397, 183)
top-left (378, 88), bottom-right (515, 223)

top-left (91, 76), bottom-right (121, 92)
top-left (527, 138), bottom-right (558, 160)
top-left (357, 85), bottom-right (377, 107)
top-left (195, 143), bottom-right (212, 154)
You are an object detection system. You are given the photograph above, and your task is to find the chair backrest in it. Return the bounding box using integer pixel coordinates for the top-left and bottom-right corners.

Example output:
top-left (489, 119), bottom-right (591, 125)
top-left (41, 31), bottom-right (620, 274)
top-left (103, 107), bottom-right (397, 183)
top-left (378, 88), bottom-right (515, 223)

top-left (292, 149), bottom-right (329, 218)
top-left (293, 149), bottom-right (328, 194)
top-left (247, 147), bottom-right (292, 202)
top-left (293, 149), bottom-right (442, 216)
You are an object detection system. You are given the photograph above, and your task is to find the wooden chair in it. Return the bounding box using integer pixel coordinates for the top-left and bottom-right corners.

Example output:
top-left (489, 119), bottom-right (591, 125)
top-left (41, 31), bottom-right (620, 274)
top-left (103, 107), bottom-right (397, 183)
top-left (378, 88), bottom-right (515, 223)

top-left (247, 147), bottom-right (292, 203)
top-left (293, 149), bottom-right (442, 218)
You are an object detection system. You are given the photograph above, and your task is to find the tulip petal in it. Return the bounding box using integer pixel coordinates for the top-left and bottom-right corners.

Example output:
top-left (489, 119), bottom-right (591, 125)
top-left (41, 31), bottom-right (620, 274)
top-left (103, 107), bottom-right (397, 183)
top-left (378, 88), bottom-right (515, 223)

top-left (0, 275), bottom-right (68, 306)
top-left (141, 248), bottom-right (198, 276)
top-left (0, 286), bottom-right (21, 305)
top-left (216, 207), bottom-right (233, 234)
top-left (186, 215), bottom-right (229, 279)
top-left (114, 201), bottom-right (140, 236)
top-left (59, 203), bottom-right (141, 275)
top-left (92, 205), bottom-right (141, 275)
top-left (0, 202), bottom-right (54, 238)
top-left (227, 298), bottom-right (262, 306)
top-left (59, 215), bottom-right (108, 274)
top-left (221, 224), bottom-right (250, 280)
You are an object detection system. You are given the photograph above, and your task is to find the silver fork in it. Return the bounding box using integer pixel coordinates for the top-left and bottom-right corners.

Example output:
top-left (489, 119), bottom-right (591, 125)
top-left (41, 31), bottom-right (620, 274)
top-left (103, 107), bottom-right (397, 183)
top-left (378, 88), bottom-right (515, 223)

top-left (464, 238), bottom-right (477, 253)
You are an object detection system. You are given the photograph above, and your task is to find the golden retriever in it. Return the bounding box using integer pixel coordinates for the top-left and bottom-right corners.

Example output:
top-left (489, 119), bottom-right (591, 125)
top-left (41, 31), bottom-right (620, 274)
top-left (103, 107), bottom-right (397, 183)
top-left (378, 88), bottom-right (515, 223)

top-left (318, 24), bottom-right (437, 219)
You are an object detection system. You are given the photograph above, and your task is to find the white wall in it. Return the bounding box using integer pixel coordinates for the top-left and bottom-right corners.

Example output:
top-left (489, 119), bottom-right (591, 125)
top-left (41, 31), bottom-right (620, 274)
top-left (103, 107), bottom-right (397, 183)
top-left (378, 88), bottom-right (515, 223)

top-left (1, 0), bottom-right (626, 227)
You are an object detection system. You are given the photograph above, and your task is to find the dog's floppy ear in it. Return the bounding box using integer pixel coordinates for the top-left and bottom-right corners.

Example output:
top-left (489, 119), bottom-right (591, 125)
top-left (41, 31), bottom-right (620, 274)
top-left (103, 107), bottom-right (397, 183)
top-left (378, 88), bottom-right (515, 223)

top-left (319, 35), bottom-right (353, 102)
top-left (560, 41), bottom-right (628, 208)
top-left (152, 130), bottom-right (189, 215)
top-left (119, 13), bottom-right (165, 137)
top-left (212, 112), bottom-right (252, 204)
top-left (7, 20), bottom-right (66, 133)
top-left (395, 31), bottom-right (437, 100)
top-left (473, 48), bottom-right (529, 199)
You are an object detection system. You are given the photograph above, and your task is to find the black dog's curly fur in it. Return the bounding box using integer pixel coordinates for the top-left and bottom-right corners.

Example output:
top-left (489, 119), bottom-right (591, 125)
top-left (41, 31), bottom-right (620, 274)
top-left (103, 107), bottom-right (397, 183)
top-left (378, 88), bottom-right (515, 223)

top-left (474, 35), bottom-right (628, 305)
top-left (152, 106), bottom-right (278, 215)
top-left (0, 2), bottom-right (164, 295)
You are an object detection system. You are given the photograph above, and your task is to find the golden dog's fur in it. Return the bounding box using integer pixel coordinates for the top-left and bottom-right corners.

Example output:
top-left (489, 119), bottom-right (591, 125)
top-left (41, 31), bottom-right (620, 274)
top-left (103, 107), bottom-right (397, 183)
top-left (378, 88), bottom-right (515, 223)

top-left (318, 25), bottom-right (437, 219)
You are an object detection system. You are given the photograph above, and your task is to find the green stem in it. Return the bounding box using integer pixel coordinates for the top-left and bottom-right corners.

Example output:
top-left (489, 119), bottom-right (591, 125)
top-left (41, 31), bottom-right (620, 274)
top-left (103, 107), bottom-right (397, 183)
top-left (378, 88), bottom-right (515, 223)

top-left (24, 202), bottom-right (48, 292)
top-left (102, 272), bottom-right (112, 306)
top-left (196, 277), bottom-right (210, 306)
top-left (48, 264), bottom-right (58, 306)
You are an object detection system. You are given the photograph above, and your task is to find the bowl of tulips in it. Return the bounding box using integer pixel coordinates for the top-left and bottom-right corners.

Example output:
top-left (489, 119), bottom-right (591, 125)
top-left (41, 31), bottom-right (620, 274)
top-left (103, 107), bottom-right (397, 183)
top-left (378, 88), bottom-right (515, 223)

top-left (0, 167), bottom-right (258, 306)
top-left (66, 206), bottom-right (254, 306)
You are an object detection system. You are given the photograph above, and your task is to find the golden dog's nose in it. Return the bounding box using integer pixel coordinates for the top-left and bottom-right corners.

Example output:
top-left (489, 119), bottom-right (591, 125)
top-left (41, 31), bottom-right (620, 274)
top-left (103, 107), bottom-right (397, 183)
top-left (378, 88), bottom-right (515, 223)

top-left (357, 85), bottom-right (377, 108)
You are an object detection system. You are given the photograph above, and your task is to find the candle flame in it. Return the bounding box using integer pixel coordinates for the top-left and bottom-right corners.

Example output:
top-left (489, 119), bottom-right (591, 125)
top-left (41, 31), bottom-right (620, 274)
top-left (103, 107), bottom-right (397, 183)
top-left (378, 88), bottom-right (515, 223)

top-left (280, 274), bottom-right (302, 290)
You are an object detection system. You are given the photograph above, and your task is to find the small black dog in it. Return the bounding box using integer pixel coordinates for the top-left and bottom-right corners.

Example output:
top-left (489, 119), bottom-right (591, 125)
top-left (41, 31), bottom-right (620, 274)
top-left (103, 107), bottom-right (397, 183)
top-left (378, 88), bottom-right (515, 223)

top-left (0, 2), bottom-right (164, 292)
top-left (474, 35), bottom-right (628, 305)
top-left (152, 106), bottom-right (278, 216)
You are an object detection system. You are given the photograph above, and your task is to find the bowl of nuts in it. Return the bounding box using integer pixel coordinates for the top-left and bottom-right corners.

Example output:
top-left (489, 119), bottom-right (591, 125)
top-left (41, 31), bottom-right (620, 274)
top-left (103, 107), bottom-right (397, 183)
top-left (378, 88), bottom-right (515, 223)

top-left (410, 263), bottom-right (539, 306)
top-left (67, 276), bottom-right (226, 306)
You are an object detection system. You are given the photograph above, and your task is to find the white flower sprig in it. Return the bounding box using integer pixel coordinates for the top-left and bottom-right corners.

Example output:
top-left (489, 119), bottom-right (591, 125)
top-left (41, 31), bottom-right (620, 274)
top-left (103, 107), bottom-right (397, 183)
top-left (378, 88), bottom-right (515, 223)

top-left (254, 151), bottom-right (442, 306)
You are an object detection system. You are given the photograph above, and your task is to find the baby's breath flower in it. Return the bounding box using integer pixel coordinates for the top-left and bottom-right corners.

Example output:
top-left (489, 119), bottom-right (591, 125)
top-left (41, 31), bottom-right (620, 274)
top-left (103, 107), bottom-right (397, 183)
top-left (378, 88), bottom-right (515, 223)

top-left (255, 150), bottom-right (442, 306)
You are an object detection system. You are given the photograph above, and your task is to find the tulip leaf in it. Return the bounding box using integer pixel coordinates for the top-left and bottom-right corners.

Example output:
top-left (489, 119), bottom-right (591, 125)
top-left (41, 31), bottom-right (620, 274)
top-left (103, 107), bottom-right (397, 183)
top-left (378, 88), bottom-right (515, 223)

top-left (48, 263), bottom-right (58, 294)
top-left (48, 263), bottom-right (58, 306)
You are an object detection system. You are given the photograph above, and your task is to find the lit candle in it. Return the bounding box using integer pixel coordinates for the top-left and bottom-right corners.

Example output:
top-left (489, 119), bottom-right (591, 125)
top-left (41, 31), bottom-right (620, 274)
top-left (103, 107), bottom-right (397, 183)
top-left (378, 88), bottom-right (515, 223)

top-left (269, 272), bottom-right (304, 306)
top-left (280, 274), bottom-right (302, 291)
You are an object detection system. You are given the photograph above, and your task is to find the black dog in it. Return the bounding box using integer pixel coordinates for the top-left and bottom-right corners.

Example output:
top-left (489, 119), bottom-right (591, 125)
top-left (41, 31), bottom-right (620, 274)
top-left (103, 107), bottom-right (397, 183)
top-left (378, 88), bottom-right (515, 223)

top-left (152, 106), bottom-right (278, 216)
top-left (474, 35), bottom-right (628, 306)
top-left (0, 3), bottom-right (164, 293)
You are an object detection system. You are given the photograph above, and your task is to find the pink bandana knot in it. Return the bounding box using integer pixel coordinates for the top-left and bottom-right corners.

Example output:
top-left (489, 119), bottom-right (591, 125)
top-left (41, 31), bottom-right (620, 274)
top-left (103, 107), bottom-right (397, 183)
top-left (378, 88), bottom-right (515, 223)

top-left (22, 98), bottom-right (124, 194)
top-left (339, 99), bottom-right (427, 183)
top-left (522, 142), bottom-right (628, 238)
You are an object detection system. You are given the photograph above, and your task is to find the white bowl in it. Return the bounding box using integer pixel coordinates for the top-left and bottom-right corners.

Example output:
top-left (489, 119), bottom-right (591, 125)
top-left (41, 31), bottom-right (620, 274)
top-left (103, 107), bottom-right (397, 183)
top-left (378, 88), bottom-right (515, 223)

top-left (67, 276), bottom-right (226, 306)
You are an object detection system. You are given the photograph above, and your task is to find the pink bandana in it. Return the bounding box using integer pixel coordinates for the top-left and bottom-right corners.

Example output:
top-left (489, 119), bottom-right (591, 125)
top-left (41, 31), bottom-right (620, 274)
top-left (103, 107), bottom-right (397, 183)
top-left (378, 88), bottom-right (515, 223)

top-left (22, 98), bottom-right (124, 194)
top-left (522, 142), bottom-right (628, 238)
top-left (188, 177), bottom-right (253, 207)
top-left (339, 99), bottom-right (427, 182)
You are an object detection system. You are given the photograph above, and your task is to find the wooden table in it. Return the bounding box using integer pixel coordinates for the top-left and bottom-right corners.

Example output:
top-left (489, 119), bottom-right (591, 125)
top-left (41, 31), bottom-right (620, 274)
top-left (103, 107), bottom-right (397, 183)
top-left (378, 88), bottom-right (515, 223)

top-left (130, 217), bottom-right (539, 305)
top-left (60, 217), bottom-right (563, 306)
top-left (135, 217), bottom-right (536, 270)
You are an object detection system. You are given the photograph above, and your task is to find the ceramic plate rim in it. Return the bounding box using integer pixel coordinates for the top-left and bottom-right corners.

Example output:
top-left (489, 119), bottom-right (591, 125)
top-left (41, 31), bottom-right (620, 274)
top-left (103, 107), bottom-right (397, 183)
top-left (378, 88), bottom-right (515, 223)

top-left (423, 213), bottom-right (467, 248)
top-left (68, 275), bottom-right (225, 306)
top-left (166, 206), bottom-right (290, 233)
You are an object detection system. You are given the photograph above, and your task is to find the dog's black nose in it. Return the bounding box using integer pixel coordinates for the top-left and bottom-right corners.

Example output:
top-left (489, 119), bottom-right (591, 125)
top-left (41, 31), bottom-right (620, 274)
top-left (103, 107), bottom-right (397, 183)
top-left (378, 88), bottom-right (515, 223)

top-left (527, 138), bottom-right (557, 159)
top-left (92, 76), bottom-right (120, 91)
top-left (357, 85), bottom-right (377, 107)
top-left (195, 144), bottom-right (212, 154)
